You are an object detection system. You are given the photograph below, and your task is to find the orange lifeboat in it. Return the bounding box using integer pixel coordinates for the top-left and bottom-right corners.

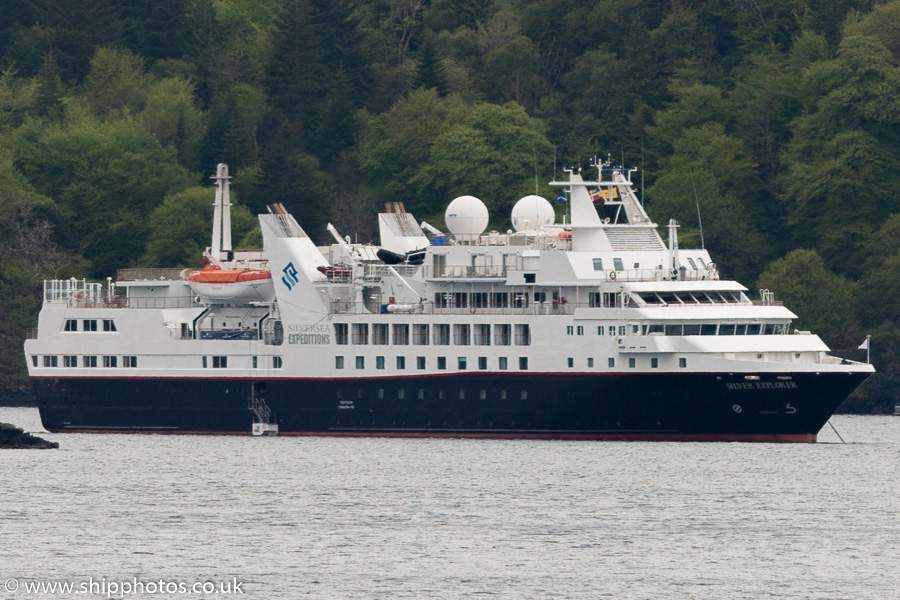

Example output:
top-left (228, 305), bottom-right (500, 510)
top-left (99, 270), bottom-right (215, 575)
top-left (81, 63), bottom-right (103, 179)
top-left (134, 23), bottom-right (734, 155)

top-left (188, 265), bottom-right (276, 304)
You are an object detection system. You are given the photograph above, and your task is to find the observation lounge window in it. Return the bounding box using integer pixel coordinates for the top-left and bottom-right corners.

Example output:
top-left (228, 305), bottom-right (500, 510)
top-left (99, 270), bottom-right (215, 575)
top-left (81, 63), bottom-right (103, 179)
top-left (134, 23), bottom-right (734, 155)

top-left (665, 324), bottom-right (682, 336)
top-left (352, 323), bottom-right (369, 345)
top-left (335, 323), bottom-right (348, 345)
top-left (495, 324), bottom-right (511, 346)
top-left (373, 323), bottom-right (389, 345)
top-left (700, 324), bottom-right (717, 335)
top-left (682, 324), bottom-right (701, 335)
top-left (393, 324), bottom-right (410, 345)
top-left (453, 324), bottom-right (471, 345)
top-left (514, 324), bottom-right (531, 345)
top-left (474, 324), bottom-right (491, 345)
top-left (747, 324), bottom-right (762, 335)
top-left (434, 324), bottom-right (450, 345)
top-left (719, 324), bottom-right (736, 336)
top-left (413, 324), bottom-right (429, 345)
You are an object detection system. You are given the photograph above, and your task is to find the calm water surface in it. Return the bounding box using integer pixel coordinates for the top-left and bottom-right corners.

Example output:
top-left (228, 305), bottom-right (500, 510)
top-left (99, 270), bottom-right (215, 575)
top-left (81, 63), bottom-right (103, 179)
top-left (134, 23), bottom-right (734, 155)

top-left (1, 407), bottom-right (898, 599)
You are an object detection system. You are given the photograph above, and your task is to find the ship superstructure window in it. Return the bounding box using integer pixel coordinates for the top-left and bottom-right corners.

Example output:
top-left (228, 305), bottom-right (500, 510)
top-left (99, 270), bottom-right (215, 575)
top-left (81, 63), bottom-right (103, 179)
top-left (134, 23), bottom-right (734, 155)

top-left (474, 324), bottom-right (490, 345)
top-left (629, 358), bottom-right (636, 368)
top-left (589, 292), bottom-right (602, 307)
top-left (63, 356), bottom-right (77, 367)
top-left (103, 319), bottom-right (117, 332)
top-left (335, 323), bottom-right (349, 345)
top-left (577, 326), bottom-right (584, 335)
top-left (472, 292), bottom-right (488, 308)
top-left (64, 319), bottom-right (77, 332)
top-left (434, 324), bottom-right (450, 345)
top-left (123, 356), bottom-right (137, 367)
top-left (566, 326), bottom-right (573, 335)
top-left (679, 358), bottom-right (687, 368)
top-left (43, 356), bottom-right (58, 367)
top-left (513, 292), bottom-right (528, 308)
top-left (437, 357), bottom-right (447, 370)
top-left (651, 358), bottom-right (658, 368)
top-left (373, 323), bottom-right (388, 345)
top-left (588, 358), bottom-right (594, 367)
top-left (83, 319), bottom-right (97, 332)
top-left (453, 324), bottom-right (470, 345)
top-left (417, 356), bottom-right (426, 369)
top-left (356, 356), bottom-right (365, 369)
top-left (597, 326), bottom-right (604, 335)
top-left (336, 356), bottom-right (344, 369)
top-left (519, 357), bottom-right (528, 370)
top-left (211, 356), bottom-right (225, 368)
top-left (593, 258), bottom-right (603, 270)
top-left (495, 324), bottom-right (511, 345)
top-left (393, 324), bottom-right (409, 345)
top-left (499, 357), bottom-right (508, 370)
top-left (352, 323), bottom-right (369, 345)
top-left (567, 357), bottom-right (574, 368)
top-left (534, 292), bottom-right (546, 303)
top-left (273, 356), bottom-right (283, 369)
top-left (202, 356), bottom-right (208, 368)
top-left (413, 324), bottom-right (429, 345)
top-left (608, 358), bottom-right (615, 367)
top-left (478, 357), bottom-right (487, 370)
top-left (104, 356), bottom-right (118, 368)
top-left (376, 356), bottom-right (385, 369)
top-left (492, 293), bottom-right (509, 308)
top-left (613, 258), bottom-right (624, 270)
top-left (31, 355), bottom-right (37, 367)
top-left (618, 326), bottom-right (626, 336)
top-left (453, 292), bottom-right (468, 308)
top-left (458, 357), bottom-right (467, 370)
top-left (687, 258), bottom-right (697, 269)
top-left (514, 324), bottom-right (531, 345)
top-left (397, 356), bottom-right (405, 369)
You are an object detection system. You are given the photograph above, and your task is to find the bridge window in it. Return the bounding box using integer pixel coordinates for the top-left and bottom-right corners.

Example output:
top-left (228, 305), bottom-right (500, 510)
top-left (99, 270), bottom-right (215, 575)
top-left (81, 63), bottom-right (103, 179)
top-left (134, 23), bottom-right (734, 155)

top-left (593, 258), bottom-right (603, 270)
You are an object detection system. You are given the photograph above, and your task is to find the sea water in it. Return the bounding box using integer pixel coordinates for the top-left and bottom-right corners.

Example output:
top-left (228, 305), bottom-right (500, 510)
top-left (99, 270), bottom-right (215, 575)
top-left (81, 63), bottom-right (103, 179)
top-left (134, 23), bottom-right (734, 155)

top-left (1, 407), bottom-right (898, 599)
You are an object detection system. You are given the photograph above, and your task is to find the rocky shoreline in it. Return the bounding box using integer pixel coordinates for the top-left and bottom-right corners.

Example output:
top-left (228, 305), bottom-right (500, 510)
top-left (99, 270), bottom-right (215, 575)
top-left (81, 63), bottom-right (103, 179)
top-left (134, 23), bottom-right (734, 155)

top-left (0, 422), bottom-right (57, 449)
top-left (0, 389), bottom-right (37, 407)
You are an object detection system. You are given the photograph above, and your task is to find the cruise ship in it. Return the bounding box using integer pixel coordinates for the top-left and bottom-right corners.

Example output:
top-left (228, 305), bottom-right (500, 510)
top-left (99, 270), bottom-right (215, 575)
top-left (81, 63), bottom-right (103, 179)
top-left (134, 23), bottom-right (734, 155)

top-left (24, 160), bottom-right (873, 441)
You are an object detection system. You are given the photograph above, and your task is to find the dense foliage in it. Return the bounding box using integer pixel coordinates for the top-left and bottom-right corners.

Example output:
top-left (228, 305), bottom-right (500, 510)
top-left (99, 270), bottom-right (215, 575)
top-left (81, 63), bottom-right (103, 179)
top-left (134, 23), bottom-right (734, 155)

top-left (1, 0), bottom-right (897, 411)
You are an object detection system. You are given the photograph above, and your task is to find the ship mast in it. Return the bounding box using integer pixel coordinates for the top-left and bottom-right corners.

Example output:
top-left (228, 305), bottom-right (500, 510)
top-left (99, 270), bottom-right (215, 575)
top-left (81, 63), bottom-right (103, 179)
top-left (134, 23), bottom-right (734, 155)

top-left (210, 163), bottom-right (233, 263)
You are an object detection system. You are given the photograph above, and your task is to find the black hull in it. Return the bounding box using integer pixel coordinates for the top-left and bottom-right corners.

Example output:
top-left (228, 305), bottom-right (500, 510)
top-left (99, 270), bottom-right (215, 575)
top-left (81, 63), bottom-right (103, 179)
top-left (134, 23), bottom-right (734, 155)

top-left (33, 371), bottom-right (871, 442)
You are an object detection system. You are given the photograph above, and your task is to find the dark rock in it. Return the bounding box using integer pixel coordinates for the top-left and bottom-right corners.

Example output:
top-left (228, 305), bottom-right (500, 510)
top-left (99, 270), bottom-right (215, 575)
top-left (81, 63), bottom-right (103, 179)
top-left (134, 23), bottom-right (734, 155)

top-left (0, 422), bottom-right (58, 449)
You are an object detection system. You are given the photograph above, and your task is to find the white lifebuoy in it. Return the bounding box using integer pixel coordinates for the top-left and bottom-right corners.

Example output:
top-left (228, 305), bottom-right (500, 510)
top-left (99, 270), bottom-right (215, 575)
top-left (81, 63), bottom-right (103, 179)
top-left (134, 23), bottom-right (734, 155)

top-left (610, 271), bottom-right (617, 280)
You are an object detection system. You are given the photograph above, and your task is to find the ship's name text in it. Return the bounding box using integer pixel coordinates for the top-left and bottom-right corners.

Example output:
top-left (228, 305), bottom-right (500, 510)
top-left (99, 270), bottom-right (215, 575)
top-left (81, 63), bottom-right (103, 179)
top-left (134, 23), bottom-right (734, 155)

top-left (725, 381), bottom-right (799, 390)
top-left (287, 324), bottom-right (331, 345)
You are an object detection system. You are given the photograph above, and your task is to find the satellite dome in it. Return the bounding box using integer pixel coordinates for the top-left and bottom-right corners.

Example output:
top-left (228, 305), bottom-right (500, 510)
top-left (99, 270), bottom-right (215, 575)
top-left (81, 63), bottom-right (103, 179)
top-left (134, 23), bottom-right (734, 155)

top-left (511, 195), bottom-right (555, 232)
top-left (445, 195), bottom-right (489, 240)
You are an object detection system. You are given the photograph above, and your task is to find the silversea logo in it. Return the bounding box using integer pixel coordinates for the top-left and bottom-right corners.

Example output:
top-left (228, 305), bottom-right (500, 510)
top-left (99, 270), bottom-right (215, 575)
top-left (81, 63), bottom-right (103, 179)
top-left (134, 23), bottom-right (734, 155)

top-left (281, 262), bottom-right (299, 290)
top-left (287, 324), bottom-right (331, 345)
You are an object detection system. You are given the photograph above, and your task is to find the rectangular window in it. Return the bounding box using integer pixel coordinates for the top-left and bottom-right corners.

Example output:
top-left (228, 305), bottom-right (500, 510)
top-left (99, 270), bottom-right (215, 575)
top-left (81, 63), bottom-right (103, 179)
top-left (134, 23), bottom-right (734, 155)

top-left (103, 355), bottom-right (117, 367)
top-left (434, 323), bottom-right (450, 345)
top-left (679, 357), bottom-right (687, 368)
top-left (589, 292), bottom-right (602, 307)
top-left (63, 355), bottom-right (77, 367)
top-left (252, 356), bottom-right (258, 369)
top-left (474, 324), bottom-right (491, 345)
top-left (588, 358), bottom-right (594, 368)
top-left (499, 357), bottom-right (508, 370)
top-left (491, 293), bottom-right (509, 308)
top-left (628, 357), bottom-right (636, 368)
top-left (356, 356), bottom-right (365, 369)
top-left (472, 292), bottom-right (488, 308)
top-left (515, 324), bottom-right (531, 345)
top-left (434, 292), bottom-right (449, 308)
top-left (417, 356), bottom-right (426, 369)
top-left (666, 324), bottom-right (683, 336)
top-left (613, 258), bottom-right (624, 270)
top-left (31, 355), bottom-right (37, 367)
top-left (592, 258), bottom-right (603, 270)
top-left (273, 356), bottom-right (283, 369)
top-left (577, 326), bottom-right (584, 336)
top-left (437, 356), bottom-right (446, 370)
top-left (567, 357), bottom-right (574, 368)
top-left (43, 355), bottom-right (58, 367)
top-left (683, 324), bottom-right (701, 336)
top-left (513, 292), bottom-right (528, 308)
top-left (719, 324), bottom-right (736, 336)
top-left (701, 324), bottom-right (718, 335)
top-left (618, 325), bottom-right (626, 336)
top-left (336, 356), bottom-right (345, 369)
top-left (83, 319), bottom-right (97, 332)
top-left (396, 356), bottom-right (406, 369)
top-left (418, 389), bottom-right (425, 399)
top-left (458, 357), bottom-right (467, 370)
top-left (123, 356), bottom-right (137, 368)
top-left (651, 358), bottom-right (658, 368)
top-left (103, 319), bottom-right (117, 332)
top-left (202, 356), bottom-right (208, 368)
top-left (608, 326), bottom-right (616, 336)
top-left (747, 324), bottom-right (762, 335)
top-left (478, 357), bottom-right (487, 370)
top-left (608, 358), bottom-right (615, 368)
top-left (566, 325), bottom-right (573, 335)
top-left (64, 319), bottom-right (78, 332)
top-left (373, 323), bottom-right (389, 345)
top-left (453, 292), bottom-right (467, 308)
top-left (335, 323), bottom-right (349, 345)
top-left (211, 356), bottom-right (225, 368)
top-left (352, 323), bottom-right (369, 345)
top-left (392, 324), bottom-right (410, 345)
top-left (494, 324), bottom-right (511, 346)
top-left (519, 357), bottom-right (528, 370)
top-left (598, 326), bottom-right (604, 335)
top-left (413, 324), bottom-right (429, 345)
top-left (397, 388), bottom-right (405, 399)
top-left (376, 356), bottom-right (385, 369)
top-left (534, 292), bottom-right (546, 303)
top-left (453, 324), bottom-right (470, 345)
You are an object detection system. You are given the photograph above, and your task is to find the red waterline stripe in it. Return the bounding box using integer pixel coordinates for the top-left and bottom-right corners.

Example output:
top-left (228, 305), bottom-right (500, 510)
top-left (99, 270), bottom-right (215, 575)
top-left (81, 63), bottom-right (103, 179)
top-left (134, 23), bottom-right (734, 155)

top-left (45, 429), bottom-right (817, 443)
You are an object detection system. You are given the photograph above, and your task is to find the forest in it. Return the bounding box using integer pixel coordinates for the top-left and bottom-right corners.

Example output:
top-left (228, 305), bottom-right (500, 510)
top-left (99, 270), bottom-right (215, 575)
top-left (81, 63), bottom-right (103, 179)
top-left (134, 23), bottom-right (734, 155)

top-left (0, 0), bottom-right (898, 411)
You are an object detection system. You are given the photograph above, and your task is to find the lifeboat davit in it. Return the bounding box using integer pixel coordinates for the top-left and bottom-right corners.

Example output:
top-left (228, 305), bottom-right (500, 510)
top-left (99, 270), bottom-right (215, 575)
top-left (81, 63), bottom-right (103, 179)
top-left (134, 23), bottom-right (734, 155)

top-left (188, 265), bottom-right (276, 304)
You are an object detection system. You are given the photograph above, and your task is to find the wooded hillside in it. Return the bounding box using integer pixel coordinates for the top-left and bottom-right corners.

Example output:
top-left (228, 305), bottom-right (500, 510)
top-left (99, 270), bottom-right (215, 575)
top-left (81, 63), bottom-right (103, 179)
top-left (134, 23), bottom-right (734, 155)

top-left (1, 0), bottom-right (897, 411)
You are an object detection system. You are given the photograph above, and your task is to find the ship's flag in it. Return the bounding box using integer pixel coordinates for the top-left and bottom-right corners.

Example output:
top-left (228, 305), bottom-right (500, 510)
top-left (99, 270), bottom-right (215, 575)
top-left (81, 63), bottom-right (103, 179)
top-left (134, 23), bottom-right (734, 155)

top-left (858, 338), bottom-right (869, 350)
top-left (588, 187), bottom-right (619, 202)
top-left (556, 191), bottom-right (567, 203)
top-left (588, 187), bottom-right (601, 202)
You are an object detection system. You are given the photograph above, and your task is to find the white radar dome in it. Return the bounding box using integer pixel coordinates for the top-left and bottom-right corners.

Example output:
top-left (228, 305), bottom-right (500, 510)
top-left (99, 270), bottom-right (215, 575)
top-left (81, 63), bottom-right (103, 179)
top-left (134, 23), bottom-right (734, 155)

top-left (445, 195), bottom-right (489, 240)
top-left (511, 195), bottom-right (555, 232)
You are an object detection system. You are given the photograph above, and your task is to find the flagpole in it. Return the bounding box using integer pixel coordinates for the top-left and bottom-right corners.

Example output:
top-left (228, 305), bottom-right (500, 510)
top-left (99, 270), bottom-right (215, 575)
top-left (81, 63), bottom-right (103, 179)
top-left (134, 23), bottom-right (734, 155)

top-left (867, 334), bottom-right (870, 364)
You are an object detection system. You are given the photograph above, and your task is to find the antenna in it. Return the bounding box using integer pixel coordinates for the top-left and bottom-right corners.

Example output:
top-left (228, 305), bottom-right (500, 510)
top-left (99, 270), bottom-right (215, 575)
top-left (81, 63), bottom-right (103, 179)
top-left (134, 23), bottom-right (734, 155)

top-left (533, 144), bottom-right (538, 194)
top-left (640, 137), bottom-right (645, 206)
top-left (690, 170), bottom-right (705, 249)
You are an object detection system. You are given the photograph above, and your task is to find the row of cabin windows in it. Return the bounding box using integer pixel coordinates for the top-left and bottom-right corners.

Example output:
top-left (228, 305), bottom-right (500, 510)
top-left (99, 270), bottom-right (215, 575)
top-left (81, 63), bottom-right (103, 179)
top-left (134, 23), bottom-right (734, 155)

top-left (637, 291), bottom-right (745, 305)
top-left (335, 323), bottom-right (531, 346)
top-left (571, 357), bottom-right (688, 369)
top-left (434, 292), bottom-right (538, 309)
top-left (338, 387), bottom-right (531, 401)
top-left (592, 257), bottom-right (708, 271)
top-left (202, 356), bottom-right (284, 369)
top-left (35, 355), bottom-right (136, 368)
top-left (63, 319), bottom-right (117, 332)
top-left (565, 323), bottom-right (791, 336)
top-left (336, 355), bottom-right (529, 371)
